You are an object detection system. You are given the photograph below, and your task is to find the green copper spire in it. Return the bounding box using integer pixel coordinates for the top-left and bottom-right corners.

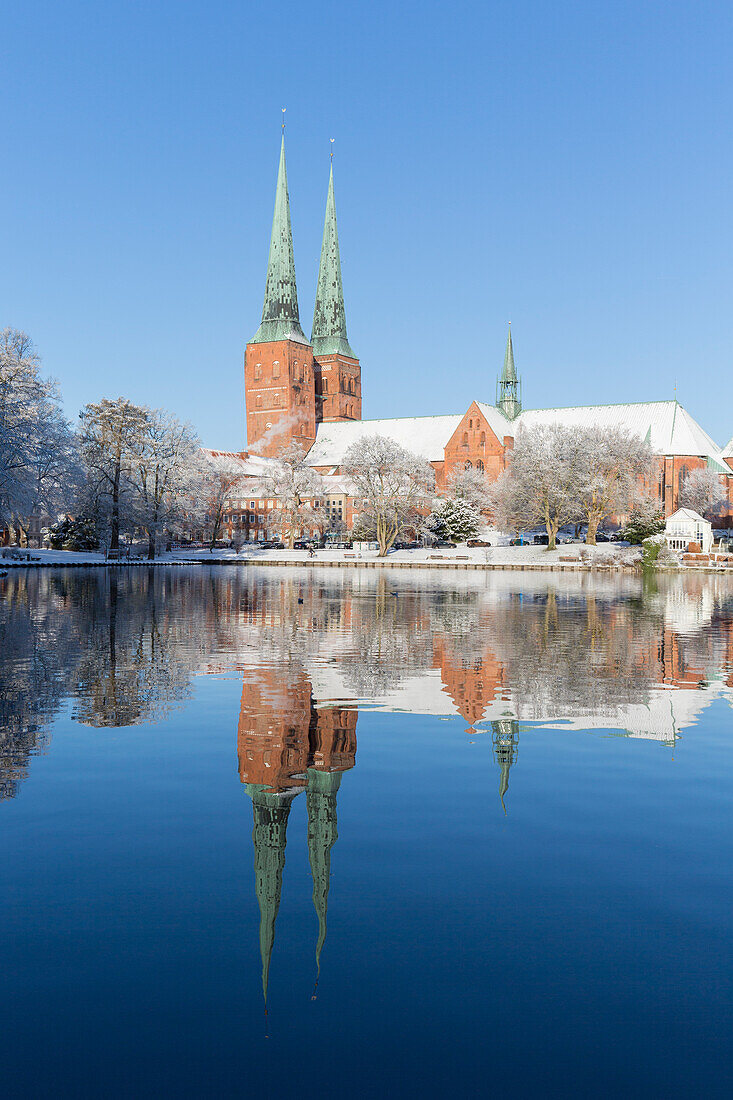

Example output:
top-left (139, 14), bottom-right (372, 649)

top-left (251, 135), bottom-right (309, 345)
top-left (496, 324), bottom-right (522, 420)
top-left (306, 768), bottom-right (343, 985)
top-left (311, 162), bottom-right (356, 358)
top-left (492, 719), bottom-right (519, 815)
top-left (246, 784), bottom-right (298, 1003)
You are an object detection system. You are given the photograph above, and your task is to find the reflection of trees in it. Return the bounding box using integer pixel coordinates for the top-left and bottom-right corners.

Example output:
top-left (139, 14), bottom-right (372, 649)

top-left (71, 571), bottom-right (196, 727)
top-left (0, 574), bottom-right (78, 798)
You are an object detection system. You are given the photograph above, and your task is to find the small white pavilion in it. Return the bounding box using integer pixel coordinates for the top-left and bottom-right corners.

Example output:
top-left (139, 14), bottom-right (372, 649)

top-left (664, 508), bottom-right (713, 554)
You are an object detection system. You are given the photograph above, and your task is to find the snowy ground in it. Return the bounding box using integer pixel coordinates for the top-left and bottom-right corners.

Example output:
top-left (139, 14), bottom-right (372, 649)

top-left (1, 543), bottom-right (641, 568)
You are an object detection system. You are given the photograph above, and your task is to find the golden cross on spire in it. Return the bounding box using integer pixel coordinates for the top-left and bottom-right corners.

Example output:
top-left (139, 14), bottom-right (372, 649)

top-left (330, 138), bottom-right (334, 161)
top-left (281, 107), bottom-right (286, 133)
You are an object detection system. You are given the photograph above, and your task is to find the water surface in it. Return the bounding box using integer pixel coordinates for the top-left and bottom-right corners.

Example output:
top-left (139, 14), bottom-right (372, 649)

top-left (1, 567), bottom-right (732, 1097)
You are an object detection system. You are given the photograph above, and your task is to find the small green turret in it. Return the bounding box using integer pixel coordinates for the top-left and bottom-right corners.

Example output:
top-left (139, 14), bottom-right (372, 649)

top-left (496, 325), bottom-right (522, 419)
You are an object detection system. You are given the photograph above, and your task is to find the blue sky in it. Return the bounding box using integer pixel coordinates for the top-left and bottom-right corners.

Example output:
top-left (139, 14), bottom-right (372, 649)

top-left (3, 0), bottom-right (732, 450)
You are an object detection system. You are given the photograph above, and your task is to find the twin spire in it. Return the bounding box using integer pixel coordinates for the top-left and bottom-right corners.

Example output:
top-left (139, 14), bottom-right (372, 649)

top-left (251, 134), bottom-right (353, 356)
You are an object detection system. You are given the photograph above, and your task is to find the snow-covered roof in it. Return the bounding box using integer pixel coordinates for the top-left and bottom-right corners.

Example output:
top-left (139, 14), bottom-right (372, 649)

top-left (665, 508), bottom-right (709, 524)
top-left (306, 414), bottom-right (463, 466)
top-left (200, 448), bottom-right (278, 478)
top-left (475, 402), bottom-right (515, 440)
top-left (516, 400), bottom-right (724, 463)
top-left (722, 436), bottom-right (733, 459)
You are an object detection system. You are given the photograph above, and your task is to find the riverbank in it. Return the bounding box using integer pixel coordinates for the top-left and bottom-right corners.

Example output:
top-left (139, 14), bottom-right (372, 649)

top-left (2, 543), bottom-right (732, 573)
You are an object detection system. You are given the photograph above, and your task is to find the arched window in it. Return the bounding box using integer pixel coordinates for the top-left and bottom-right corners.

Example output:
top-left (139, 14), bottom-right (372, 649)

top-left (272, 362), bottom-right (280, 379)
top-left (322, 379), bottom-right (328, 394)
top-left (274, 393), bottom-right (281, 407)
top-left (469, 419), bottom-right (473, 428)
top-left (477, 459), bottom-right (484, 473)
top-left (254, 364), bottom-right (262, 381)
top-left (463, 432), bottom-right (469, 445)
top-left (480, 431), bottom-right (486, 445)
top-left (464, 460), bottom-right (472, 470)
top-left (256, 395), bottom-right (262, 408)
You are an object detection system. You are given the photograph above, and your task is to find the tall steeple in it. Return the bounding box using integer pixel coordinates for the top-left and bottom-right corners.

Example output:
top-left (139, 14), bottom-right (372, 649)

top-left (251, 133), bottom-right (308, 345)
top-left (311, 161), bottom-right (355, 358)
top-left (492, 719), bottom-right (519, 814)
top-left (496, 324), bottom-right (522, 420)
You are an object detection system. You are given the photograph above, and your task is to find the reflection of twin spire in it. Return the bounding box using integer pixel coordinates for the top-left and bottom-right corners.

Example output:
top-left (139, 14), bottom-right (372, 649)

top-left (246, 767), bottom-right (344, 1004)
top-left (238, 673), bottom-right (356, 1004)
top-left (492, 719), bottom-right (520, 814)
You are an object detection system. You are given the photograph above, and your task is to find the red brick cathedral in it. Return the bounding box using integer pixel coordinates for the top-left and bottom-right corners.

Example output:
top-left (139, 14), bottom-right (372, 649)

top-left (230, 134), bottom-right (733, 536)
top-left (244, 136), bottom-right (361, 458)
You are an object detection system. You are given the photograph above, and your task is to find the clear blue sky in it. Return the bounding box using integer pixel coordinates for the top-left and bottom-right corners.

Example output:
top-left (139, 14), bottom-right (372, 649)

top-left (3, 0), bottom-right (732, 450)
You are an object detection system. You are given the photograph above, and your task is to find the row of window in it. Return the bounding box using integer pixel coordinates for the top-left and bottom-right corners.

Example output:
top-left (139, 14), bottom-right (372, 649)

top-left (321, 377), bottom-right (358, 395)
top-left (463, 460), bottom-right (485, 472)
top-left (252, 361), bottom-right (307, 382)
top-left (462, 431), bottom-right (488, 445)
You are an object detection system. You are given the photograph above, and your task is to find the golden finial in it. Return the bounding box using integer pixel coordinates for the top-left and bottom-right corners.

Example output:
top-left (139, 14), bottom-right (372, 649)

top-left (281, 107), bottom-right (286, 133)
top-left (330, 137), bottom-right (334, 161)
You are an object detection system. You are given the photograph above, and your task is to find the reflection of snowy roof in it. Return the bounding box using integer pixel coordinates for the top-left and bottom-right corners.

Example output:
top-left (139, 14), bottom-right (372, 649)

top-left (307, 414), bottom-right (463, 466)
top-left (517, 400), bottom-right (723, 461)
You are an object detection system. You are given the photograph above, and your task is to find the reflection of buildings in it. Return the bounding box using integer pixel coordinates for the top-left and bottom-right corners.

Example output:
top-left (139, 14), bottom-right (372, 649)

top-left (237, 671), bottom-right (356, 1003)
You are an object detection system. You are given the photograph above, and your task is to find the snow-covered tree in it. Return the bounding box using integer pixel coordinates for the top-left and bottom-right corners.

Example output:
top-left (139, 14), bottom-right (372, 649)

top-left (621, 496), bottom-right (665, 544)
top-left (198, 453), bottom-right (247, 548)
top-left (0, 328), bottom-right (78, 535)
top-left (424, 498), bottom-right (481, 543)
top-left (79, 398), bottom-right (150, 550)
top-left (489, 424), bottom-right (582, 550)
top-left (136, 410), bottom-right (200, 558)
top-left (571, 426), bottom-right (654, 544)
top-left (445, 465), bottom-right (492, 511)
top-left (679, 467), bottom-right (725, 519)
top-left (343, 434), bottom-right (434, 556)
top-left (263, 441), bottom-right (325, 548)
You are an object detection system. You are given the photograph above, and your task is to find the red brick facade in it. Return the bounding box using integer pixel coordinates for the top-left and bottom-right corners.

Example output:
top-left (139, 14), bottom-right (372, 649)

top-left (244, 339), bottom-right (317, 457)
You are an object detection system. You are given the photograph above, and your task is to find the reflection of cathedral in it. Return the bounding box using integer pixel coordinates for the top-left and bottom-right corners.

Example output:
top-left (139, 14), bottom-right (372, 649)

top-left (237, 672), bottom-right (356, 1002)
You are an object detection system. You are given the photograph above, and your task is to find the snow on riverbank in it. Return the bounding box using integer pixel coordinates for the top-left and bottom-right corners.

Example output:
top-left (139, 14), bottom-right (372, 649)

top-left (1, 543), bottom-right (641, 569)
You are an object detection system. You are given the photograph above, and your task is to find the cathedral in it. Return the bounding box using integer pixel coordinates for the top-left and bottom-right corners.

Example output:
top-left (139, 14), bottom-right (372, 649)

top-left (217, 133), bottom-right (733, 540)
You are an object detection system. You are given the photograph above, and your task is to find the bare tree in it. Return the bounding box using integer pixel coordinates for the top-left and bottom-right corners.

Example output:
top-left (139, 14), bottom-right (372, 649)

top-left (489, 424), bottom-right (581, 549)
top-left (79, 398), bottom-right (150, 551)
top-left (263, 442), bottom-right (324, 549)
top-left (198, 453), bottom-right (248, 549)
top-left (343, 434), bottom-right (434, 556)
top-left (679, 467), bottom-right (726, 519)
top-left (572, 426), bottom-right (654, 544)
top-left (136, 410), bottom-right (200, 558)
top-left (445, 465), bottom-right (493, 511)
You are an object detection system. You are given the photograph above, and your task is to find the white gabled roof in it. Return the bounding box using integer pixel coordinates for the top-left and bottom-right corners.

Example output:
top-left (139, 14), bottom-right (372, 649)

top-left (517, 400), bottom-right (724, 462)
top-left (666, 508), bottom-right (708, 523)
top-left (307, 414), bottom-right (463, 466)
top-left (201, 448), bottom-right (278, 477)
top-left (722, 436), bottom-right (733, 459)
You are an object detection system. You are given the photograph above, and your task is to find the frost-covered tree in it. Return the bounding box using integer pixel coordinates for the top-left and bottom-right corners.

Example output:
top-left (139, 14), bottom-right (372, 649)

top-left (572, 426), bottom-right (654, 544)
top-left (424, 498), bottom-right (481, 543)
top-left (679, 467), bottom-right (725, 519)
top-left (621, 496), bottom-right (665, 544)
top-left (79, 398), bottom-right (150, 551)
top-left (198, 453), bottom-right (247, 548)
top-left (263, 441), bottom-right (325, 549)
top-left (343, 435), bottom-right (435, 556)
top-left (445, 465), bottom-right (492, 511)
top-left (136, 410), bottom-right (200, 558)
top-left (489, 424), bottom-right (582, 550)
top-left (0, 328), bottom-right (78, 535)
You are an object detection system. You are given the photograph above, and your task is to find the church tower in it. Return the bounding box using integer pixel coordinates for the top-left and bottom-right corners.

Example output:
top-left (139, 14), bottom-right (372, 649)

top-left (244, 132), bottom-right (316, 456)
top-left (312, 159), bottom-right (361, 422)
top-left (496, 324), bottom-right (522, 420)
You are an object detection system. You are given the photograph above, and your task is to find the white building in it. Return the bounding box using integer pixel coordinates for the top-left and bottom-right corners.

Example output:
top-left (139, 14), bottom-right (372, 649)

top-left (664, 508), bottom-right (713, 554)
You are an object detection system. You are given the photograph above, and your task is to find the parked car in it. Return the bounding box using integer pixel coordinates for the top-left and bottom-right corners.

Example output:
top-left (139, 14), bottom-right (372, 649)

top-left (595, 532), bottom-right (611, 543)
top-left (293, 539), bottom-right (318, 550)
top-left (261, 540), bottom-right (284, 549)
top-left (534, 534), bottom-right (549, 545)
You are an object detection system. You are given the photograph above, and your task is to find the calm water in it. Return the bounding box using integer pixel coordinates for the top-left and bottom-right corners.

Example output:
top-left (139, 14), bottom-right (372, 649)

top-left (1, 566), bottom-right (732, 1098)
